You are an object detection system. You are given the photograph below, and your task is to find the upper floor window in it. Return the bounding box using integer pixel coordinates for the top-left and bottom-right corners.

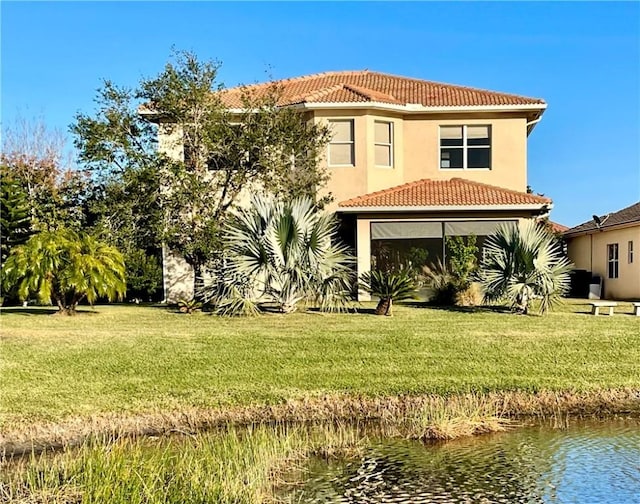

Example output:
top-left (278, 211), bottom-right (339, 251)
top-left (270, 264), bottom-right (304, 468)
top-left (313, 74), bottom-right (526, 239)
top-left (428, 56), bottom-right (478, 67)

top-left (440, 125), bottom-right (491, 170)
top-left (608, 243), bottom-right (619, 279)
top-left (328, 119), bottom-right (355, 166)
top-left (629, 241), bottom-right (634, 264)
top-left (374, 121), bottom-right (393, 167)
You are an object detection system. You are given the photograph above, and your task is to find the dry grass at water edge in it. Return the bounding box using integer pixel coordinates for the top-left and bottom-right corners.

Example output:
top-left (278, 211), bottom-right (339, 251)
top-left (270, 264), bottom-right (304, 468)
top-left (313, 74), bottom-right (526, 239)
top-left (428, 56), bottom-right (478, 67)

top-left (2, 389), bottom-right (638, 458)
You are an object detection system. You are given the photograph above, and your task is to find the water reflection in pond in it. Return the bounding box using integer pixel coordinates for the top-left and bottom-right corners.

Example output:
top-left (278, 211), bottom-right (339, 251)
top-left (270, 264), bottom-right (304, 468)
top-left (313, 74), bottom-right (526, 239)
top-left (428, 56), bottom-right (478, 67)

top-left (286, 418), bottom-right (640, 503)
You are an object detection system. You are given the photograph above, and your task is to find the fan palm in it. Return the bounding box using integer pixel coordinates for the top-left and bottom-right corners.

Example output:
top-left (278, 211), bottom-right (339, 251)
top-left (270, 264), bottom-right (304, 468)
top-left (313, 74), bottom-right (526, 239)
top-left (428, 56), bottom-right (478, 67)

top-left (2, 229), bottom-right (126, 314)
top-left (359, 269), bottom-right (417, 316)
top-left (479, 220), bottom-right (572, 314)
top-left (207, 195), bottom-right (353, 314)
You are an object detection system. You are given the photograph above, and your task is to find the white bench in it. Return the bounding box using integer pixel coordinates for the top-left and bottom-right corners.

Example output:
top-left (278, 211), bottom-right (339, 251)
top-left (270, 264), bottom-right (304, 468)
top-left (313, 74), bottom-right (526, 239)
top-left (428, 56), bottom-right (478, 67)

top-left (589, 301), bottom-right (617, 316)
top-left (632, 302), bottom-right (640, 316)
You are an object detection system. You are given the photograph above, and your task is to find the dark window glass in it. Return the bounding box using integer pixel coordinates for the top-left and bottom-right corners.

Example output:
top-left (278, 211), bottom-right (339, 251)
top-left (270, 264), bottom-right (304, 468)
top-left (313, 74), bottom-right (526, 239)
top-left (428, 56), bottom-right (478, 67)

top-left (467, 136), bottom-right (490, 146)
top-left (468, 148), bottom-right (491, 169)
top-left (441, 138), bottom-right (464, 147)
top-left (441, 148), bottom-right (463, 168)
top-left (607, 244), bottom-right (619, 279)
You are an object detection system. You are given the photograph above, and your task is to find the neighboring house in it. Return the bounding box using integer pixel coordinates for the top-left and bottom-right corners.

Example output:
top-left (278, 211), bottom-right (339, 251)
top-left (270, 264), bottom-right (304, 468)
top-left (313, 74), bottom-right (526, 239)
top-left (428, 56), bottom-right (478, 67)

top-left (564, 202), bottom-right (640, 300)
top-left (158, 71), bottom-right (553, 302)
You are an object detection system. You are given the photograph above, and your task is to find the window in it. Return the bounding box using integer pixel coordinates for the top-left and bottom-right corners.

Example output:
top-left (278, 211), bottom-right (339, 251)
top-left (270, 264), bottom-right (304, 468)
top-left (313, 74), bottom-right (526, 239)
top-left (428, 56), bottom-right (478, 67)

top-left (629, 241), bottom-right (634, 264)
top-left (608, 243), bottom-right (619, 279)
top-left (440, 125), bottom-right (491, 169)
top-left (374, 121), bottom-right (393, 167)
top-left (328, 119), bottom-right (355, 166)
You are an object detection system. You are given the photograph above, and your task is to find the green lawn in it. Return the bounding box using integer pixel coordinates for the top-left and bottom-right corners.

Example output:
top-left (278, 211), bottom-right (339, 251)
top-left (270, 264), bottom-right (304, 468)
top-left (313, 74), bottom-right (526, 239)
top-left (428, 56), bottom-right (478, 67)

top-left (1, 300), bottom-right (639, 431)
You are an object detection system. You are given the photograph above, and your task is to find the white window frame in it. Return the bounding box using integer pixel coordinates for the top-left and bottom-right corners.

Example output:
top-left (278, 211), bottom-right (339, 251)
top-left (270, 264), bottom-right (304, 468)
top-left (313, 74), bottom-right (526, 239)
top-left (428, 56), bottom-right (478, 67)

top-left (374, 120), bottom-right (394, 168)
top-left (607, 243), bottom-right (619, 279)
top-left (327, 119), bottom-right (355, 167)
top-left (629, 240), bottom-right (634, 264)
top-left (439, 125), bottom-right (491, 170)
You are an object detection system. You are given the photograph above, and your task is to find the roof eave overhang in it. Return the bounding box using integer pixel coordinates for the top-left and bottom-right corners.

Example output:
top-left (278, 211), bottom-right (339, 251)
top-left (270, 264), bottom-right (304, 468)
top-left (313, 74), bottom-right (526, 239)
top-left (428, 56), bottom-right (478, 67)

top-left (337, 203), bottom-right (552, 213)
top-left (564, 220), bottom-right (640, 238)
top-left (227, 102), bottom-right (547, 114)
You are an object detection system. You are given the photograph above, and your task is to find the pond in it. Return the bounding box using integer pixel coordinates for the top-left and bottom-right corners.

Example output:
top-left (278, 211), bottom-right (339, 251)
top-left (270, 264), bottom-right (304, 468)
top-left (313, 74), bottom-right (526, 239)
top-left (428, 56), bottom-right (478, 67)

top-left (286, 417), bottom-right (640, 504)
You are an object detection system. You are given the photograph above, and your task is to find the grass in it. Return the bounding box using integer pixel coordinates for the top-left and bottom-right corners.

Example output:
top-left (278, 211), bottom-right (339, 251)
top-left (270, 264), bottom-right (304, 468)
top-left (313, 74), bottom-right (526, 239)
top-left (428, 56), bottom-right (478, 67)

top-left (1, 299), bottom-right (639, 503)
top-left (1, 299), bottom-right (639, 441)
top-left (1, 423), bottom-right (369, 504)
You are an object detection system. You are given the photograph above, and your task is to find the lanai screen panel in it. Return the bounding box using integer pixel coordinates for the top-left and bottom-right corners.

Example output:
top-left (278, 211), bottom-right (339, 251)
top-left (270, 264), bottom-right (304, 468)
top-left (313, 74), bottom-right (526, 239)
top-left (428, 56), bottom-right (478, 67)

top-left (444, 220), bottom-right (517, 236)
top-left (371, 221), bottom-right (442, 240)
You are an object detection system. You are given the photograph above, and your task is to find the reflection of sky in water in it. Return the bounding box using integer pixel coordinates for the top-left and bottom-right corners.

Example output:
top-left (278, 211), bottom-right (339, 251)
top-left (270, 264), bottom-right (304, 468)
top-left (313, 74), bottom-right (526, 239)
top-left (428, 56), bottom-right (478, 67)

top-left (544, 429), bottom-right (640, 504)
top-left (287, 418), bottom-right (640, 504)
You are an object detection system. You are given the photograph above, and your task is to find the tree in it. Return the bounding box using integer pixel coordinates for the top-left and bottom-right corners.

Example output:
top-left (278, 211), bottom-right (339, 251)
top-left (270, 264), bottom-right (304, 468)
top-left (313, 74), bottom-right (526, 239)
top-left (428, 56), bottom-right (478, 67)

top-left (83, 165), bottom-right (164, 301)
top-left (359, 269), bottom-right (417, 316)
top-left (1, 229), bottom-right (126, 315)
top-left (72, 50), bottom-right (332, 299)
top-left (206, 195), bottom-right (353, 314)
top-left (478, 220), bottom-right (572, 315)
top-left (0, 168), bottom-right (33, 265)
top-left (1, 117), bottom-right (89, 233)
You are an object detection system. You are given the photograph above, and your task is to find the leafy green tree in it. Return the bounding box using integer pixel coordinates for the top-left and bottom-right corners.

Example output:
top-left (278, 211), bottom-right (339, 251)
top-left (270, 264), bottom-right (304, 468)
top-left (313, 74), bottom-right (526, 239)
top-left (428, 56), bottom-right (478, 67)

top-left (123, 248), bottom-right (163, 301)
top-left (0, 168), bottom-right (33, 265)
top-left (479, 220), bottom-right (572, 315)
top-left (72, 50), bottom-right (332, 299)
top-left (1, 229), bottom-right (126, 315)
top-left (359, 269), bottom-right (417, 316)
top-left (207, 195), bottom-right (352, 314)
top-left (82, 164), bottom-right (164, 300)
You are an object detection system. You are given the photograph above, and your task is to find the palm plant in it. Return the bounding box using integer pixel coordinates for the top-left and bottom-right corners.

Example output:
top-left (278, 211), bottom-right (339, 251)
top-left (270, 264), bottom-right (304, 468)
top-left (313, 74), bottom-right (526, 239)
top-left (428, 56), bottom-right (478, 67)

top-left (478, 220), bottom-right (572, 315)
top-left (1, 229), bottom-right (126, 315)
top-left (359, 269), bottom-right (417, 316)
top-left (422, 258), bottom-right (458, 306)
top-left (206, 195), bottom-right (353, 315)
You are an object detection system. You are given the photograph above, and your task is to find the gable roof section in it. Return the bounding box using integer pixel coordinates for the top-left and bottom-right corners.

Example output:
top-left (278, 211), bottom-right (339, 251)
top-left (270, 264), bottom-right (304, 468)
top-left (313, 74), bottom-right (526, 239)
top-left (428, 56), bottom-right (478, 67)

top-left (338, 178), bottom-right (551, 211)
top-left (564, 202), bottom-right (640, 236)
top-left (219, 70), bottom-right (546, 110)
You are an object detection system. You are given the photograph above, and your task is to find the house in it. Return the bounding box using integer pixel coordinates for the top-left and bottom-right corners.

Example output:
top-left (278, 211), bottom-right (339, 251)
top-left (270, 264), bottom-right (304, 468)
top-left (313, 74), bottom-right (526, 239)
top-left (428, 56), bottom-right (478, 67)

top-left (158, 71), bottom-right (553, 302)
top-left (564, 202), bottom-right (640, 300)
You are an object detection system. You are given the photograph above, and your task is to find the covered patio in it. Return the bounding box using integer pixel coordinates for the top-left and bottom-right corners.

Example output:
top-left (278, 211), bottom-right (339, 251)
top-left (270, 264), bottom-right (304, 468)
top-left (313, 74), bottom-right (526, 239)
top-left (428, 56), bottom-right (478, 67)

top-left (336, 178), bottom-right (552, 300)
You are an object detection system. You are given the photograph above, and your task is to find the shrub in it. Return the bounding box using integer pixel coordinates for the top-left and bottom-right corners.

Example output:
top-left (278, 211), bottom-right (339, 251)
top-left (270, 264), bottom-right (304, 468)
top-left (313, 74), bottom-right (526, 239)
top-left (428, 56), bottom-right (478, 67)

top-left (206, 196), bottom-right (353, 315)
top-left (446, 235), bottom-right (478, 289)
top-left (178, 298), bottom-right (203, 314)
top-left (359, 269), bottom-right (417, 316)
top-left (479, 220), bottom-right (572, 314)
top-left (1, 229), bottom-right (126, 315)
top-left (455, 282), bottom-right (484, 307)
top-left (423, 259), bottom-right (458, 306)
top-left (124, 249), bottom-right (163, 302)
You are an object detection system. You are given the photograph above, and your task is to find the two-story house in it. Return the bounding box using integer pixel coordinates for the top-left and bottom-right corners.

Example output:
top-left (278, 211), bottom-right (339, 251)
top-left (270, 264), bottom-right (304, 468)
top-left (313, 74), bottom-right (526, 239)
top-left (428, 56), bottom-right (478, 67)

top-left (160, 71), bottom-right (552, 302)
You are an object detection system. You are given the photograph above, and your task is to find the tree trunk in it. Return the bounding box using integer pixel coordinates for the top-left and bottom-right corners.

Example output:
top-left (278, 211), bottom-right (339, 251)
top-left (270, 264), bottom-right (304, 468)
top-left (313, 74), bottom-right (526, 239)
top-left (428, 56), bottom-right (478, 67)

top-left (516, 290), bottom-right (529, 315)
top-left (193, 261), bottom-right (205, 302)
top-left (375, 297), bottom-right (393, 316)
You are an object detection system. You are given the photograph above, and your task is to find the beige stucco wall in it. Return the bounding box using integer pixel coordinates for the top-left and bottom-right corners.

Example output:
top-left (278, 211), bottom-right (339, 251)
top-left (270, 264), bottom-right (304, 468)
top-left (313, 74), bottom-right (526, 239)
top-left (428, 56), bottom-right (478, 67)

top-left (567, 225), bottom-right (640, 300)
top-left (403, 114), bottom-right (528, 192)
top-left (157, 124), bottom-right (194, 303)
top-left (315, 110), bottom-right (530, 211)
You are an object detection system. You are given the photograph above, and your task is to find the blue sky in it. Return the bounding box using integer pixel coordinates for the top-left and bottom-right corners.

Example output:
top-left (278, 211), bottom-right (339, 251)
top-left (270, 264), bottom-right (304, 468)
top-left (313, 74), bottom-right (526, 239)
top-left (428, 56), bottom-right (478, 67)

top-left (2, 1), bottom-right (639, 227)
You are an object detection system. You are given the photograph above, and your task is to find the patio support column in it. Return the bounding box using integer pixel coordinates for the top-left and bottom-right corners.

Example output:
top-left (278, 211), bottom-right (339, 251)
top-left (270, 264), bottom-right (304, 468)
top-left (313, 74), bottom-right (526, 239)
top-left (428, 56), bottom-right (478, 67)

top-left (356, 218), bottom-right (371, 301)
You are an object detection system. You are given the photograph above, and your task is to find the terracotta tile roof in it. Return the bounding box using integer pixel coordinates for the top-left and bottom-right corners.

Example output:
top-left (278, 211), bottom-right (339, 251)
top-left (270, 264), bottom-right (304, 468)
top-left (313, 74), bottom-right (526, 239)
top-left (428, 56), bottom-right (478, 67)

top-left (549, 221), bottom-right (570, 233)
top-left (338, 178), bottom-right (551, 209)
top-left (219, 71), bottom-right (546, 109)
top-left (564, 202), bottom-right (640, 236)
top-left (537, 218), bottom-right (569, 234)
